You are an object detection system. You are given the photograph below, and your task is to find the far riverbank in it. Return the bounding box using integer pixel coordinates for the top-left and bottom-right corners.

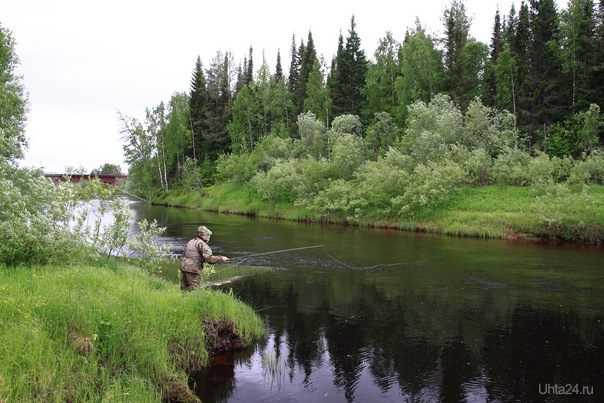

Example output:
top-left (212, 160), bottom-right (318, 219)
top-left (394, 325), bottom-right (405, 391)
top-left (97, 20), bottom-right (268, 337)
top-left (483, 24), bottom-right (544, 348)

top-left (152, 183), bottom-right (604, 245)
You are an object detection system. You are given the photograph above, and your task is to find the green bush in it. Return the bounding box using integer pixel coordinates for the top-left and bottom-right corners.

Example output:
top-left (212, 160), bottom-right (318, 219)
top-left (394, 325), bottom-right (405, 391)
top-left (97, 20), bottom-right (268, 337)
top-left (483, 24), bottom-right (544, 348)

top-left (390, 158), bottom-right (466, 218)
top-left (251, 159), bottom-right (302, 203)
top-left (568, 150), bottom-right (604, 184)
top-left (0, 164), bottom-right (86, 266)
top-left (490, 147), bottom-right (532, 185)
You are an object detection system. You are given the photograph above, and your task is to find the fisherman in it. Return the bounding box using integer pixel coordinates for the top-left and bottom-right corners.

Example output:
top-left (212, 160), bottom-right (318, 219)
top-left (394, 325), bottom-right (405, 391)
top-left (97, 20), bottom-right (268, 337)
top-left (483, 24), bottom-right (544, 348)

top-left (180, 225), bottom-right (229, 291)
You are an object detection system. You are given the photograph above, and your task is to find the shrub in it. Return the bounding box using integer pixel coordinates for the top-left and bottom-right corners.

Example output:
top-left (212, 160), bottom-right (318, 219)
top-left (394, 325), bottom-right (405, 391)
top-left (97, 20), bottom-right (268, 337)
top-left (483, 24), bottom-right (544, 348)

top-left (215, 152), bottom-right (262, 183)
top-left (251, 159), bottom-right (303, 203)
top-left (463, 98), bottom-right (518, 156)
top-left (329, 133), bottom-right (366, 180)
top-left (0, 164), bottom-right (85, 266)
top-left (568, 149), bottom-right (604, 184)
top-left (365, 112), bottom-right (402, 160)
top-left (450, 146), bottom-right (492, 185)
top-left (296, 112), bottom-right (328, 159)
top-left (178, 157), bottom-right (203, 190)
top-left (490, 147), bottom-right (532, 185)
top-left (390, 158), bottom-right (466, 218)
top-left (525, 151), bottom-right (557, 184)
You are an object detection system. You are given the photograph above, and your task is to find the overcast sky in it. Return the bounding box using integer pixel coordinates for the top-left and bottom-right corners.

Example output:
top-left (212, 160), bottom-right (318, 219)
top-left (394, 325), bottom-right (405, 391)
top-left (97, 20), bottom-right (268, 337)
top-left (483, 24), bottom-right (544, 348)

top-left (5, 0), bottom-right (567, 173)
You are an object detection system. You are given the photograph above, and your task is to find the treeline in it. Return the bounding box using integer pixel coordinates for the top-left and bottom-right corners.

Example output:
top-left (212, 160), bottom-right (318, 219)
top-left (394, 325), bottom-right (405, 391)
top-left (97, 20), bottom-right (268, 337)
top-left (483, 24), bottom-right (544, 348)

top-left (121, 0), bottom-right (604, 198)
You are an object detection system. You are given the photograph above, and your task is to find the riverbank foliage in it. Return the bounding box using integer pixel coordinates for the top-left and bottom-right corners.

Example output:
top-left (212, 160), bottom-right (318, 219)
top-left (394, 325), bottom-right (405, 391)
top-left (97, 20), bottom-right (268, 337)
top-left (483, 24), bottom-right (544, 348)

top-left (120, 3), bottom-right (604, 243)
top-left (153, 95), bottom-right (604, 244)
top-left (120, 1), bottom-right (604, 200)
top-left (0, 262), bottom-right (264, 402)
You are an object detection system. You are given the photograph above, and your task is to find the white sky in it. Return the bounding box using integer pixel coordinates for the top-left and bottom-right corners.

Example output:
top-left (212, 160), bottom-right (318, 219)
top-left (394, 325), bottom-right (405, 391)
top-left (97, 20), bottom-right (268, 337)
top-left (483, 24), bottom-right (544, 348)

top-left (4, 0), bottom-right (567, 173)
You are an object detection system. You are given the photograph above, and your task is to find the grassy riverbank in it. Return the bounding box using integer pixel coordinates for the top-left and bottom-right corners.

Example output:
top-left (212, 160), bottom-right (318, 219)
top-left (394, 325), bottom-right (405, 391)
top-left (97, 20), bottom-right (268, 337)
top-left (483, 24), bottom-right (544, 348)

top-left (0, 262), bottom-right (264, 402)
top-left (153, 183), bottom-right (604, 244)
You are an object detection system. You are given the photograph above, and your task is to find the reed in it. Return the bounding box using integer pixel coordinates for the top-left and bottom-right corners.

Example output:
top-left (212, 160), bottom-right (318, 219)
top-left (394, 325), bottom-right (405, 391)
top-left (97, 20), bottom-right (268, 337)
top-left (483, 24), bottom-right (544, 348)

top-left (0, 262), bottom-right (264, 401)
top-left (261, 349), bottom-right (287, 388)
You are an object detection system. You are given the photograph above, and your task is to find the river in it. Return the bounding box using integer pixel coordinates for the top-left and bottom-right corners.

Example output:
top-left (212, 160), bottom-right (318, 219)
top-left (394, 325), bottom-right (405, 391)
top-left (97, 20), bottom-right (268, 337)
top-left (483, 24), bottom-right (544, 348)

top-left (128, 199), bottom-right (603, 402)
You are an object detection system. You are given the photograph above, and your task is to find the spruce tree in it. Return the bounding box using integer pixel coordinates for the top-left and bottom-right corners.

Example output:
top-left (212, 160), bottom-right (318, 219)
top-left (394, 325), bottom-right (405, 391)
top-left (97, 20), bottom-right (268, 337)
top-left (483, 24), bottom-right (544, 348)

top-left (526, 0), bottom-right (569, 143)
top-left (288, 35), bottom-right (301, 100)
top-left (188, 56), bottom-right (208, 160)
top-left (590, 0), bottom-right (604, 107)
top-left (560, 0), bottom-right (598, 110)
top-left (294, 32), bottom-right (317, 114)
top-left (327, 32), bottom-right (345, 117)
top-left (483, 9), bottom-right (503, 106)
top-left (275, 50), bottom-right (284, 82)
top-left (205, 51), bottom-right (233, 158)
top-left (442, 0), bottom-right (472, 102)
top-left (330, 16), bottom-right (368, 118)
top-left (513, 1), bottom-right (533, 131)
top-left (246, 46), bottom-right (254, 85)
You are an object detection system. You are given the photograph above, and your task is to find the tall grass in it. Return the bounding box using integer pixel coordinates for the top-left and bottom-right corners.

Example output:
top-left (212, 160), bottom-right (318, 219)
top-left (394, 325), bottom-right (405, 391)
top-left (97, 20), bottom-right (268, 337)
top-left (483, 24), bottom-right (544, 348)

top-left (0, 263), bottom-right (264, 401)
top-left (429, 185), bottom-right (604, 242)
top-left (154, 184), bottom-right (604, 244)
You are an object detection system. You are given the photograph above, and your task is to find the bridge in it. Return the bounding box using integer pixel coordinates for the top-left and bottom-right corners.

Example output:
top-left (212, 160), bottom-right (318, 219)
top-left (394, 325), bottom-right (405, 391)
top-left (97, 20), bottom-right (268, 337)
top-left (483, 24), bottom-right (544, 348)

top-left (44, 173), bottom-right (127, 188)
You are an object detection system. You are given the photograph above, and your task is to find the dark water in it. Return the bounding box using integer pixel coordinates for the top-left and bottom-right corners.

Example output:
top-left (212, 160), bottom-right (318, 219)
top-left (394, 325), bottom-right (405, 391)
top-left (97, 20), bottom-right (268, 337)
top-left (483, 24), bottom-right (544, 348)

top-left (129, 200), bottom-right (603, 402)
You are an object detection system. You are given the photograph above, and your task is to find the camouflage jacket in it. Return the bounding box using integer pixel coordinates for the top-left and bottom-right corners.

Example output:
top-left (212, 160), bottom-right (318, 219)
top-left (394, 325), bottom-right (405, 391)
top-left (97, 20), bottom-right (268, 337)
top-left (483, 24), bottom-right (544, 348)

top-left (179, 237), bottom-right (224, 273)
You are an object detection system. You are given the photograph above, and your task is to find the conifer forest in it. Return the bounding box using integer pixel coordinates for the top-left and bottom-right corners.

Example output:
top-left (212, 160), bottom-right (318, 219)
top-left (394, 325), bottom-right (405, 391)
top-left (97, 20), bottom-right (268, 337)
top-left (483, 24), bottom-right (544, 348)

top-left (120, 0), bottom-right (604, 225)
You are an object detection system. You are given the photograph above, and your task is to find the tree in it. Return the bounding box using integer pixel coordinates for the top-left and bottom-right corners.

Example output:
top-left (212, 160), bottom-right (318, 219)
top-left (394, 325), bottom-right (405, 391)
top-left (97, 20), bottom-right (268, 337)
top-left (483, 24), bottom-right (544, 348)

top-left (274, 50), bottom-right (284, 82)
top-left (164, 92), bottom-right (192, 180)
top-left (442, 0), bottom-right (472, 102)
top-left (246, 46), bottom-right (254, 85)
top-left (560, 0), bottom-right (598, 111)
top-left (525, 0), bottom-right (569, 143)
top-left (228, 83), bottom-right (261, 153)
top-left (294, 32), bottom-right (318, 114)
top-left (483, 8), bottom-right (504, 106)
top-left (396, 21), bottom-right (444, 124)
top-left (494, 42), bottom-right (519, 114)
top-left (509, 1), bottom-right (533, 130)
top-left (303, 58), bottom-right (332, 127)
top-left (189, 56), bottom-right (208, 160)
top-left (365, 112), bottom-right (402, 160)
top-left (330, 16), bottom-right (368, 117)
top-left (206, 51), bottom-right (234, 157)
top-left (589, 0), bottom-right (604, 107)
top-left (91, 163), bottom-right (122, 174)
top-left (119, 111), bottom-right (155, 196)
top-left (288, 35), bottom-right (301, 103)
top-left (457, 40), bottom-right (489, 108)
top-left (328, 114), bottom-right (365, 179)
top-left (0, 24), bottom-right (28, 163)
top-left (229, 62), bottom-right (296, 153)
top-left (363, 31), bottom-right (401, 121)
top-left (145, 102), bottom-right (169, 191)
top-left (296, 112), bottom-right (328, 159)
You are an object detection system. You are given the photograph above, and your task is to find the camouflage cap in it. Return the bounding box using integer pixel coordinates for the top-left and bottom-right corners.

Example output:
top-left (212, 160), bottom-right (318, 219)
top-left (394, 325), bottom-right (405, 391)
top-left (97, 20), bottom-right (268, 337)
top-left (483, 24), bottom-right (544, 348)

top-left (197, 226), bottom-right (212, 235)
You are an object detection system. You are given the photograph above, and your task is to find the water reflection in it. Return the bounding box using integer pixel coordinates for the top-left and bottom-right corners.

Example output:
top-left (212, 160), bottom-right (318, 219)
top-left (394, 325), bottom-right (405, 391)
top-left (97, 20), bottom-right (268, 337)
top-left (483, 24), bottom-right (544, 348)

top-left (126, 201), bottom-right (603, 402)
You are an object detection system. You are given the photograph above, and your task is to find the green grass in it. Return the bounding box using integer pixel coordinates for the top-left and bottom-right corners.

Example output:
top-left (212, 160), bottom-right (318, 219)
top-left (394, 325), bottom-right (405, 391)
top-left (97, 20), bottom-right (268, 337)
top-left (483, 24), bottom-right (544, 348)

top-left (0, 262), bottom-right (264, 402)
top-left (428, 185), bottom-right (604, 242)
top-left (154, 184), bottom-right (604, 244)
top-left (155, 182), bottom-right (316, 221)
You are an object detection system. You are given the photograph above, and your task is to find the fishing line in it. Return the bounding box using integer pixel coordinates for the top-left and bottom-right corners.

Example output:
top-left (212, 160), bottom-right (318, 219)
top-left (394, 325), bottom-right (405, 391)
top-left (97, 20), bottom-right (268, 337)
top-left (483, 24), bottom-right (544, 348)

top-left (208, 244), bottom-right (439, 275)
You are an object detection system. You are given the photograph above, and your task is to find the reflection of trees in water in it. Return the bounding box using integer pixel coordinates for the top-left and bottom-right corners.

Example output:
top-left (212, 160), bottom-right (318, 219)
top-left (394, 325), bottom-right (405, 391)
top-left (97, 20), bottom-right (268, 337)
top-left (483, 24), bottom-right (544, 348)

top-left (221, 271), bottom-right (602, 402)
